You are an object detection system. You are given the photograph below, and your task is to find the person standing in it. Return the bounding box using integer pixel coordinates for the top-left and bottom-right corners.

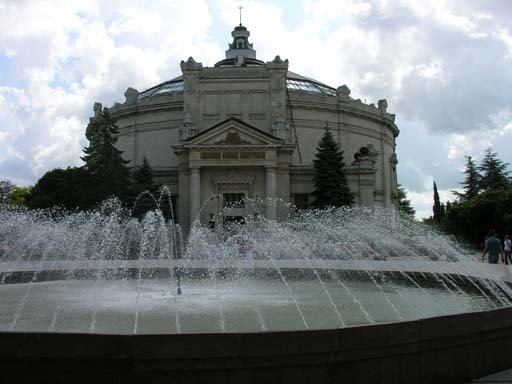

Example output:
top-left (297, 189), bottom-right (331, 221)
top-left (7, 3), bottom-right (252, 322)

top-left (482, 229), bottom-right (503, 264)
top-left (504, 234), bottom-right (512, 265)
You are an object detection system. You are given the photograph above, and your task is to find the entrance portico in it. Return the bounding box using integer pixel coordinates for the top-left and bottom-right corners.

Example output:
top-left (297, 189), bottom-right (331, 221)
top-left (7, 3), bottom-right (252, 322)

top-left (173, 117), bottom-right (295, 232)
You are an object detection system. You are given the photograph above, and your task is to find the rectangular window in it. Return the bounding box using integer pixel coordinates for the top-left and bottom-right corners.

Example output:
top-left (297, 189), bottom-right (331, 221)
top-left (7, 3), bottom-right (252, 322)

top-left (223, 193), bottom-right (245, 208)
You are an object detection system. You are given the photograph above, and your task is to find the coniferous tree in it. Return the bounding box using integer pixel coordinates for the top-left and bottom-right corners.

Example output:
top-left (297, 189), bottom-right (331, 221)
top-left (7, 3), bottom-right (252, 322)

top-left (81, 107), bottom-right (131, 203)
top-left (311, 129), bottom-right (353, 208)
top-left (131, 156), bottom-right (160, 218)
top-left (454, 156), bottom-right (480, 201)
top-left (479, 148), bottom-right (509, 191)
top-left (397, 184), bottom-right (415, 216)
top-left (433, 181), bottom-right (443, 222)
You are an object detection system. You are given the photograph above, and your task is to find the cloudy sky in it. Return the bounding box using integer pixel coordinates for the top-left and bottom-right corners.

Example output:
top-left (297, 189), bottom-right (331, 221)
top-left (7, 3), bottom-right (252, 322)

top-left (1, 0), bottom-right (511, 217)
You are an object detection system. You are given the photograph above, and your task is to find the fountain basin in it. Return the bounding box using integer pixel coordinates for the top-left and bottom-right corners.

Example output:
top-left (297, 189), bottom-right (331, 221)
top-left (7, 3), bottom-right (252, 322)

top-left (1, 261), bottom-right (512, 382)
top-left (2, 306), bottom-right (512, 384)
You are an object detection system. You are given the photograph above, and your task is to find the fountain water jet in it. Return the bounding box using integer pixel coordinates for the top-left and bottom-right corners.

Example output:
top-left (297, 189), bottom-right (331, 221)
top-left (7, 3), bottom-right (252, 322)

top-left (0, 198), bottom-right (511, 334)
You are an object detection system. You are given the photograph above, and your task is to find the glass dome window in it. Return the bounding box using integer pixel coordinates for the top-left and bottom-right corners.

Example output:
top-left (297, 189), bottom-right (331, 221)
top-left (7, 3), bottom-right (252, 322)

top-left (286, 78), bottom-right (336, 96)
top-left (138, 80), bottom-right (184, 100)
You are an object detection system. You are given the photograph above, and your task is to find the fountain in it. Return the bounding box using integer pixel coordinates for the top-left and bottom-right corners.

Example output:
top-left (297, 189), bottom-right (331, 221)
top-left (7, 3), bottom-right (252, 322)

top-left (1, 198), bottom-right (512, 383)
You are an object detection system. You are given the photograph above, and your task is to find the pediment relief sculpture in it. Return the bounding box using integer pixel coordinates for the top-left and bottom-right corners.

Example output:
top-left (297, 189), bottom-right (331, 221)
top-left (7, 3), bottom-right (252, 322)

top-left (214, 130), bottom-right (253, 145)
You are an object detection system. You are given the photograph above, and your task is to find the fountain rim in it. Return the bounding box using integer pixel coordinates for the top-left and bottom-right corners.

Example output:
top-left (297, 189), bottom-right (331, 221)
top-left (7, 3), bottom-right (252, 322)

top-left (0, 259), bottom-right (510, 284)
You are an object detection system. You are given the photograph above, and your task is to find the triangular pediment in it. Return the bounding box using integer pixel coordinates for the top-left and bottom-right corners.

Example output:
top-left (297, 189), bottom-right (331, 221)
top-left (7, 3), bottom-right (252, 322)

top-left (184, 118), bottom-right (283, 147)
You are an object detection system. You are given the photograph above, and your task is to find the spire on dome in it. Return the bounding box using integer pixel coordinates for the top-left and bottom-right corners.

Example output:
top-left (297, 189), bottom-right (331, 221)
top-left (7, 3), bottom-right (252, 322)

top-left (214, 13), bottom-right (265, 67)
top-left (224, 21), bottom-right (257, 65)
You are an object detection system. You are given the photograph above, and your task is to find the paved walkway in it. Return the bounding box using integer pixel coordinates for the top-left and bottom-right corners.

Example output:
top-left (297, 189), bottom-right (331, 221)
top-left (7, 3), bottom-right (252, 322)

top-left (469, 368), bottom-right (512, 383)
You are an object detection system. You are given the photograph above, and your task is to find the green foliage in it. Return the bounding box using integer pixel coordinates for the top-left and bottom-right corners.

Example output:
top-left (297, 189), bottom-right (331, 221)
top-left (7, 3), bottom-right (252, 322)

top-left (311, 129), bottom-right (353, 208)
top-left (0, 180), bottom-right (30, 206)
top-left (444, 189), bottom-right (512, 244)
top-left (397, 184), bottom-right (415, 216)
top-left (130, 156), bottom-right (160, 219)
top-left (443, 148), bottom-right (512, 244)
top-left (26, 167), bottom-right (95, 210)
top-left (478, 148), bottom-right (509, 191)
top-left (8, 186), bottom-right (31, 206)
top-left (453, 156), bottom-right (480, 201)
top-left (81, 107), bottom-right (131, 203)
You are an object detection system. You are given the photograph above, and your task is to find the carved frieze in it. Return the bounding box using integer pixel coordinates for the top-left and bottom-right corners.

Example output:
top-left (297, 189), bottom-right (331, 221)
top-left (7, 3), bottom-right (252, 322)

top-left (214, 131), bottom-right (252, 145)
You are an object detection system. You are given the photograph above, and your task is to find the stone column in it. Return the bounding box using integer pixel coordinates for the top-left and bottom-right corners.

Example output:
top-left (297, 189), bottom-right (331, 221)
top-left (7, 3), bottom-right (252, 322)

top-left (190, 167), bottom-right (201, 224)
top-left (265, 166), bottom-right (277, 220)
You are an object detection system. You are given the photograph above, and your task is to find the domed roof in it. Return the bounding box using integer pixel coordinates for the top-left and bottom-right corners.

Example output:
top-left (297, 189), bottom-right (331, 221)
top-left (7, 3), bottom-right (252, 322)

top-left (137, 71), bottom-right (336, 101)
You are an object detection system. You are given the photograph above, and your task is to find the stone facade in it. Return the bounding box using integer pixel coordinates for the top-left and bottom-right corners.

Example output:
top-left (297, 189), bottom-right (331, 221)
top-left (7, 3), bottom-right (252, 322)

top-left (101, 24), bottom-right (399, 232)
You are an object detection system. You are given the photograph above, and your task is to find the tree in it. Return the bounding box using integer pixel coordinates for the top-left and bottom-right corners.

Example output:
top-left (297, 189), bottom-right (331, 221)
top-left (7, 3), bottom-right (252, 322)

top-left (81, 107), bottom-right (131, 203)
top-left (26, 167), bottom-right (94, 210)
top-left (444, 189), bottom-right (512, 245)
top-left (131, 156), bottom-right (160, 218)
top-left (397, 184), bottom-right (415, 216)
top-left (454, 156), bottom-right (480, 201)
top-left (311, 129), bottom-right (353, 208)
top-left (432, 181), bottom-right (443, 222)
top-left (0, 180), bottom-right (16, 203)
top-left (8, 186), bottom-right (31, 206)
top-left (479, 148), bottom-right (509, 192)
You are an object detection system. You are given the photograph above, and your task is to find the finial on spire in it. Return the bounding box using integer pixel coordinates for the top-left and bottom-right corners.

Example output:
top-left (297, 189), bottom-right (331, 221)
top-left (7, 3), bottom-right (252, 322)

top-left (239, 6), bottom-right (243, 26)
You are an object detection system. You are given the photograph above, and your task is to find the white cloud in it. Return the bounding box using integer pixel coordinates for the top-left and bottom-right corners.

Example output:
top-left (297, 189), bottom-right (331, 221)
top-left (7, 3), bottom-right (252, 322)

top-left (108, 8), bottom-right (164, 36)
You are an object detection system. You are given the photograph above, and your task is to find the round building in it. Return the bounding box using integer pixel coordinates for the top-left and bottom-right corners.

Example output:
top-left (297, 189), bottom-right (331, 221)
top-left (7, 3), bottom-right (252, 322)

top-left (94, 23), bottom-right (399, 232)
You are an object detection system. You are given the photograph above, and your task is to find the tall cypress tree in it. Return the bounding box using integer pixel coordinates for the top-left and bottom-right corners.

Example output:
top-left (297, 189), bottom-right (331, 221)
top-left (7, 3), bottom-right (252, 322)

top-left (81, 107), bottom-right (131, 203)
top-left (432, 181), bottom-right (443, 222)
top-left (454, 155), bottom-right (480, 201)
top-left (131, 156), bottom-right (160, 218)
top-left (479, 148), bottom-right (509, 191)
top-left (311, 129), bottom-right (353, 208)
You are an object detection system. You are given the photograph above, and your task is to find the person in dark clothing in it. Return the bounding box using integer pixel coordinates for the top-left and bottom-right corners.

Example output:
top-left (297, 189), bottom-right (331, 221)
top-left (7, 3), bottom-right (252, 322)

top-left (482, 229), bottom-right (503, 264)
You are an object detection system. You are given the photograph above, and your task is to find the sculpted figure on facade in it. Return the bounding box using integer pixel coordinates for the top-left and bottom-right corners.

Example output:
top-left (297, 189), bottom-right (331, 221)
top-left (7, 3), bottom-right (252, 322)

top-left (272, 101), bottom-right (290, 142)
top-left (180, 103), bottom-right (197, 140)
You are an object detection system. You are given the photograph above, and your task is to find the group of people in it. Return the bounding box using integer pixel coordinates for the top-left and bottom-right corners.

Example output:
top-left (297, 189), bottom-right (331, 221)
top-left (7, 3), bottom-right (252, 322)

top-left (482, 229), bottom-right (512, 264)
